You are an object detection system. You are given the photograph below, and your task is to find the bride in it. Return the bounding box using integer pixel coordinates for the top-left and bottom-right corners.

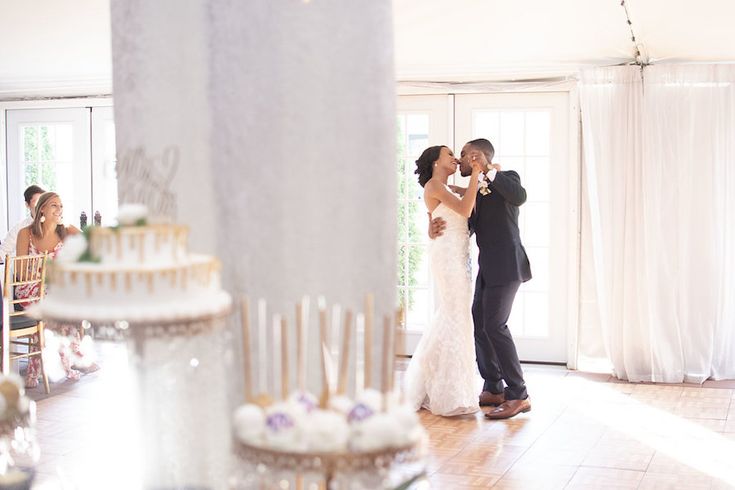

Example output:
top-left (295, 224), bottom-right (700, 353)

top-left (404, 145), bottom-right (482, 416)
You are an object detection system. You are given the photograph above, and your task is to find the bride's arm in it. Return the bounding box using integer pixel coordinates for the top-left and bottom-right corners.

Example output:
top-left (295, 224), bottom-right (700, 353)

top-left (425, 168), bottom-right (481, 218)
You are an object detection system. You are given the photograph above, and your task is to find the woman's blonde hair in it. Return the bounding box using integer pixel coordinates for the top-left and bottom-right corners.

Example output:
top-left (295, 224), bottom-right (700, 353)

top-left (30, 192), bottom-right (67, 240)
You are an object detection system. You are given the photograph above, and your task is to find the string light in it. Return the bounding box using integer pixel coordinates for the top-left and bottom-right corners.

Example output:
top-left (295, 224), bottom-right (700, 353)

top-left (620, 0), bottom-right (647, 66)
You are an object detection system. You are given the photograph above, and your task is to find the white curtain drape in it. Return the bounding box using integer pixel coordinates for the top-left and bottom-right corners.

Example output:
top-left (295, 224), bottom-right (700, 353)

top-left (579, 64), bottom-right (735, 382)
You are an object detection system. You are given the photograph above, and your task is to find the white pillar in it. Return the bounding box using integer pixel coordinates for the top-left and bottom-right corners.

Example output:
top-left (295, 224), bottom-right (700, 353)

top-left (112, 0), bottom-right (396, 318)
top-left (110, 0), bottom-right (217, 254)
top-left (207, 0), bottom-right (397, 318)
top-left (110, 3), bottom-right (397, 483)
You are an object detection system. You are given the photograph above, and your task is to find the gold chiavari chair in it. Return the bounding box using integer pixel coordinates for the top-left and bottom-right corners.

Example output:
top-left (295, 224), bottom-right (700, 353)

top-left (1, 253), bottom-right (50, 394)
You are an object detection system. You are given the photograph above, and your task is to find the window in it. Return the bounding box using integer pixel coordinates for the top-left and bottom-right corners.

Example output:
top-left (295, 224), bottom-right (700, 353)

top-left (397, 92), bottom-right (576, 363)
top-left (396, 114), bottom-right (432, 333)
top-left (4, 104), bottom-right (116, 235)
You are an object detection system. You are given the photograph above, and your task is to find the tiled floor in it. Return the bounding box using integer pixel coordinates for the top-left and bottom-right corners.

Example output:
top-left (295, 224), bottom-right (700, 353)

top-left (25, 352), bottom-right (735, 489)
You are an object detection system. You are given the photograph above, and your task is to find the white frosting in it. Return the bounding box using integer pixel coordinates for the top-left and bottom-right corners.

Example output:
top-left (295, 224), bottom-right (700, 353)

top-left (263, 402), bottom-right (306, 452)
top-left (56, 234), bottom-right (87, 263)
top-left (328, 395), bottom-right (354, 415)
top-left (88, 225), bottom-right (188, 267)
top-left (302, 410), bottom-right (349, 452)
top-left (233, 389), bottom-right (425, 455)
top-left (287, 391), bottom-right (317, 413)
top-left (37, 290), bottom-right (231, 323)
top-left (117, 203), bottom-right (148, 226)
top-left (356, 388), bottom-right (398, 412)
top-left (233, 404), bottom-right (266, 446)
top-left (350, 413), bottom-right (403, 452)
top-left (390, 405), bottom-right (423, 446)
top-left (37, 224), bottom-right (232, 324)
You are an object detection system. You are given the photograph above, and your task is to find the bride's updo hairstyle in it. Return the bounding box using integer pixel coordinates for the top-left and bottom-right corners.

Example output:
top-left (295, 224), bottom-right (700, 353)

top-left (414, 145), bottom-right (446, 188)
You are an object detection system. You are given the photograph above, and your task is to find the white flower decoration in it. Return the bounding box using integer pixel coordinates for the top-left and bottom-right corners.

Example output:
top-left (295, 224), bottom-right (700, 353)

top-left (117, 203), bottom-right (148, 226)
top-left (55, 234), bottom-right (88, 263)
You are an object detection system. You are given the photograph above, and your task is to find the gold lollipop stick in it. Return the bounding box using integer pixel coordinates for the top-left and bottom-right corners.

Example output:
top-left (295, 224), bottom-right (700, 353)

top-left (337, 309), bottom-right (353, 395)
top-left (240, 296), bottom-right (253, 403)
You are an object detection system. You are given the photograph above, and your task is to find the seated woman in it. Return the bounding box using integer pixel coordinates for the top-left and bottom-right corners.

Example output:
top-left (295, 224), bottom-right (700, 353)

top-left (15, 192), bottom-right (98, 388)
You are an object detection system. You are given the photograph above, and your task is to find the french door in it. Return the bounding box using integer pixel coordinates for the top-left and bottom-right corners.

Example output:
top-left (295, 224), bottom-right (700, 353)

top-left (5, 106), bottom-right (117, 232)
top-left (397, 93), bottom-right (577, 363)
top-left (396, 96), bottom-right (451, 355)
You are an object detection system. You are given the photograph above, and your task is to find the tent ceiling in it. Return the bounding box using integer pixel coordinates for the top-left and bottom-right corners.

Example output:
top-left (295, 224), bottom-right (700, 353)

top-left (0, 0), bottom-right (734, 97)
top-left (393, 0), bottom-right (735, 81)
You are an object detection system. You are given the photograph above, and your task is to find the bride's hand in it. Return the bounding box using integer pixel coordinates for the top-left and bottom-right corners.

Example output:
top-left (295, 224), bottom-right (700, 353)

top-left (469, 152), bottom-right (484, 173)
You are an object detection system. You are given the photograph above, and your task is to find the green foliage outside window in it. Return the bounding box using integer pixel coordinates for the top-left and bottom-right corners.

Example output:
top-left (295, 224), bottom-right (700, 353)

top-left (396, 123), bottom-right (424, 311)
top-left (23, 125), bottom-right (57, 191)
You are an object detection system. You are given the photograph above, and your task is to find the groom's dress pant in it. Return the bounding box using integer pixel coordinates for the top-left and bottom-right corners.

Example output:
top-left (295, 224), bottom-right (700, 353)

top-left (472, 274), bottom-right (528, 401)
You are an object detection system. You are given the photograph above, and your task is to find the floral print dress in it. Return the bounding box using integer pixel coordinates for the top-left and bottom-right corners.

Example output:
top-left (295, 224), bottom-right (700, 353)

top-left (15, 240), bottom-right (96, 387)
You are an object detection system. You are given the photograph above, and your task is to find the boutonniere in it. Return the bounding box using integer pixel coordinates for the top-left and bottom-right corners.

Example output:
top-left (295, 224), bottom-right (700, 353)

top-left (478, 174), bottom-right (492, 196)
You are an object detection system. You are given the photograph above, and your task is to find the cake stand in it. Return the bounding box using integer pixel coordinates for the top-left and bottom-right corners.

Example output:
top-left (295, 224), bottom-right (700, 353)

top-left (41, 306), bottom-right (234, 490)
top-left (232, 437), bottom-right (427, 490)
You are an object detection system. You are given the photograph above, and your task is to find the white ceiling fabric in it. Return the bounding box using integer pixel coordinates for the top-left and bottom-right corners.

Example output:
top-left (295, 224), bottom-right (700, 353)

top-left (393, 0), bottom-right (735, 81)
top-left (1, 0), bottom-right (735, 97)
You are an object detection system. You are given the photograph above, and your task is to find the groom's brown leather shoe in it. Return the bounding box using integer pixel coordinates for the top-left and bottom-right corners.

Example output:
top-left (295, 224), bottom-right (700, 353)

top-left (484, 398), bottom-right (531, 420)
top-left (479, 391), bottom-right (505, 407)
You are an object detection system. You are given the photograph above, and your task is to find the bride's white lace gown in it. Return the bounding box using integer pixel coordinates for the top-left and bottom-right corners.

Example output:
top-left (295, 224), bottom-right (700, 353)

top-left (404, 200), bottom-right (480, 416)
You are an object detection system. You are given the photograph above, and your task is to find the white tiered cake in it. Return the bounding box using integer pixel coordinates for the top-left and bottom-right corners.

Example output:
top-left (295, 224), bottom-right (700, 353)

top-left (37, 207), bottom-right (231, 324)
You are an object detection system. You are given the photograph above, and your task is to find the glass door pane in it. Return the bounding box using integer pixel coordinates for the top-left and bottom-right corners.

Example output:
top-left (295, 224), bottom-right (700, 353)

top-left (395, 95), bottom-right (450, 354)
top-left (91, 106), bottom-right (118, 226)
top-left (455, 92), bottom-right (573, 363)
top-left (7, 108), bottom-right (91, 231)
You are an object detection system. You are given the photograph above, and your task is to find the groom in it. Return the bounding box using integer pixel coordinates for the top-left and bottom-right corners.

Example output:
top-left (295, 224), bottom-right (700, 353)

top-left (430, 138), bottom-right (532, 419)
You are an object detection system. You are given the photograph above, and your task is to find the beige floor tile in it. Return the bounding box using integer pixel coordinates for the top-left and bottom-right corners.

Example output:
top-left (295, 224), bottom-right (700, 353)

top-left (492, 481), bottom-right (562, 490)
top-left (565, 371), bottom-right (612, 382)
top-left (581, 444), bottom-right (654, 471)
top-left (473, 419), bottom-right (548, 447)
top-left (682, 417), bottom-right (727, 432)
top-left (702, 379), bottom-right (735, 390)
top-left (439, 444), bottom-right (527, 474)
top-left (638, 472), bottom-right (712, 489)
top-left (682, 386), bottom-right (733, 399)
top-left (491, 464), bottom-right (576, 489)
top-left (632, 384), bottom-right (684, 396)
top-left (605, 382), bottom-right (636, 395)
top-left (647, 451), bottom-right (717, 475)
top-left (712, 477), bottom-right (735, 490)
top-left (675, 403), bottom-right (729, 420)
top-left (678, 397), bottom-right (732, 409)
top-left (567, 467), bottom-right (644, 489)
top-left (512, 447), bottom-right (591, 467)
top-left (428, 471), bottom-right (501, 488)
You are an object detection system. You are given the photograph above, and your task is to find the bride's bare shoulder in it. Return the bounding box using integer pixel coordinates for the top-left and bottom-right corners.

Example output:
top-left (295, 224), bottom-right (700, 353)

top-left (424, 179), bottom-right (450, 196)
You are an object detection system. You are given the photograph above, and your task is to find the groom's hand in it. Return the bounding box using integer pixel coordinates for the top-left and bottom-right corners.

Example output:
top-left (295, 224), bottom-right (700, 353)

top-left (428, 214), bottom-right (446, 239)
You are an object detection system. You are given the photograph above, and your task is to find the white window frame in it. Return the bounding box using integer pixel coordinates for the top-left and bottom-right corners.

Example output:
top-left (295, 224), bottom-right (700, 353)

top-left (0, 97), bottom-right (113, 237)
top-left (396, 84), bottom-right (581, 368)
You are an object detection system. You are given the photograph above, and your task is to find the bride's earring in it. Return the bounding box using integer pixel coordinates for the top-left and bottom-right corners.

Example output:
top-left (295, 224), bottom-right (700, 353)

top-left (40, 215), bottom-right (45, 223)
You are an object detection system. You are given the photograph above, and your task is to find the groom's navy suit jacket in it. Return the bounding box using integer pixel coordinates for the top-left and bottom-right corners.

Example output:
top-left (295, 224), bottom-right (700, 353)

top-left (469, 170), bottom-right (532, 286)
